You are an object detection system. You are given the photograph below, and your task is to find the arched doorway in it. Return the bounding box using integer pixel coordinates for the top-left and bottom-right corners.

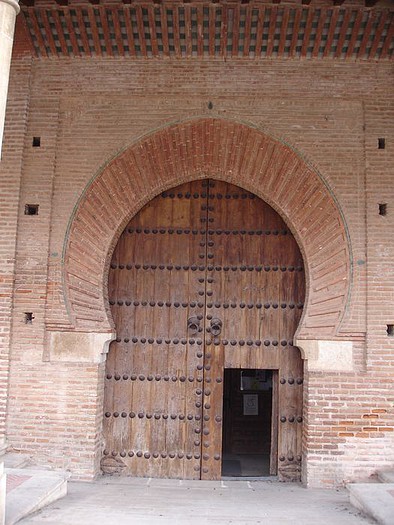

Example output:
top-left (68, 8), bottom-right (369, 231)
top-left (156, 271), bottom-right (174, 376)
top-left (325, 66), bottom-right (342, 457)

top-left (101, 179), bottom-right (305, 481)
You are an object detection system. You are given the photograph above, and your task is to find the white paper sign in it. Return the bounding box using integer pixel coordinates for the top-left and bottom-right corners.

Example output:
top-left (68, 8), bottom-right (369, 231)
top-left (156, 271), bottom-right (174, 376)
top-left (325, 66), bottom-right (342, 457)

top-left (243, 394), bottom-right (258, 416)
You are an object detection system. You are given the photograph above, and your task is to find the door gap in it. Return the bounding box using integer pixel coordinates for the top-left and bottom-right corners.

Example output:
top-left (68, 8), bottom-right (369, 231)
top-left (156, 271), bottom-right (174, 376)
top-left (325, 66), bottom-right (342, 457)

top-left (222, 369), bottom-right (274, 478)
top-left (200, 179), bottom-right (211, 479)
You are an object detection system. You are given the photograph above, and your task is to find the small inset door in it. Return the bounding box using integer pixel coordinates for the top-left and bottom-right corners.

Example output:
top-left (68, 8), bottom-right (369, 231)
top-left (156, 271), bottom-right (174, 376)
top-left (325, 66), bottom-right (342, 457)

top-left (222, 369), bottom-right (275, 477)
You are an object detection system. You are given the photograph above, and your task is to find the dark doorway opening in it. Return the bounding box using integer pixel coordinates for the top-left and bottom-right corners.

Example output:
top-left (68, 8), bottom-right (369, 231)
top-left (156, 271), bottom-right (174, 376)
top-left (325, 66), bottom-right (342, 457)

top-left (222, 369), bottom-right (275, 478)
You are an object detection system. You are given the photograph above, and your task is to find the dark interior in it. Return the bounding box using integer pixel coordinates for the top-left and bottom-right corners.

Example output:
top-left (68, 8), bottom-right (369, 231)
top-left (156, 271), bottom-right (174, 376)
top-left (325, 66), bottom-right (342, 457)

top-left (222, 369), bottom-right (273, 477)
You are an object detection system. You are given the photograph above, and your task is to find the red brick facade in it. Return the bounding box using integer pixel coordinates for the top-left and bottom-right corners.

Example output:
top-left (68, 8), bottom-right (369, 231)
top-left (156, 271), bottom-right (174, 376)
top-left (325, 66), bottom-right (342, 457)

top-left (64, 117), bottom-right (350, 338)
top-left (1, 18), bottom-right (393, 485)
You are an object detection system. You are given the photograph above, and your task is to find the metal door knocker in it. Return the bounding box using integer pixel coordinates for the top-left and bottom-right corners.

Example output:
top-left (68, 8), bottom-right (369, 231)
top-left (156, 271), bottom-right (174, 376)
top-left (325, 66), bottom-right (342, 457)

top-left (210, 318), bottom-right (222, 336)
top-left (187, 316), bottom-right (200, 335)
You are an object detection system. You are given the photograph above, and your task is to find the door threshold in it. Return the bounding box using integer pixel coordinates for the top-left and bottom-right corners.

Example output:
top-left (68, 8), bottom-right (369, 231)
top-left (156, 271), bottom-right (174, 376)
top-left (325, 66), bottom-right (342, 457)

top-left (221, 476), bottom-right (278, 482)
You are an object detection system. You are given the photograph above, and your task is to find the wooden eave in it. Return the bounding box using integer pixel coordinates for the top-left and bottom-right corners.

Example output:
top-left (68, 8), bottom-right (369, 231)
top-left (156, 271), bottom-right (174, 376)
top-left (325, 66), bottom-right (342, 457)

top-left (18, 1), bottom-right (394, 59)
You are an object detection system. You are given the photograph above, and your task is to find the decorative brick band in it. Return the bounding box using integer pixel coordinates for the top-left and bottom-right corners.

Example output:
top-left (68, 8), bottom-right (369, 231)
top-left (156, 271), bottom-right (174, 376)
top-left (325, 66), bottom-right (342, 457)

top-left (64, 117), bottom-right (351, 339)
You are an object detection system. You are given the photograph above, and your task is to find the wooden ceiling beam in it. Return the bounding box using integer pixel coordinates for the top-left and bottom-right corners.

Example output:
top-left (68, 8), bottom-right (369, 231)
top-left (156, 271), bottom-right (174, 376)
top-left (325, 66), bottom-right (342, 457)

top-left (266, 5), bottom-right (278, 57)
top-left (369, 10), bottom-right (388, 58)
top-left (254, 6), bottom-right (265, 58)
top-left (301, 7), bottom-right (314, 57)
top-left (380, 18), bottom-right (394, 59)
top-left (232, 4), bottom-right (241, 57)
top-left (124, 7), bottom-right (137, 57)
top-left (334, 7), bottom-right (352, 58)
top-left (172, 6), bottom-right (181, 56)
top-left (278, 5), bottom-right (289, 56)
top-left (160, 4), bottom-right (170, 56)
top-left (27, 7), bottom-right (47, 56)
top-left (290, 8), bottom-right (302, 57)
top-left (220, 4), bottom-right (228, 58)
top-left (88, 5), bottom-right (102, 56)
top-left (208, 4), bottom-right (215, 56)
top-left (64, 8), bottom-right (80, 56)
top-left (98, 6), bottom-right (113, 56)
top-left (75, 7), bottom-right (92, 56)
top-left (52, 9), bottom-right (68, 54)
top-left (345, 10), bottom-right (363, 58)
top-left (113, 6), bottom-right (126, 56)
top-left (323, 8), bottom-right (339, 57)
top-left (358, 10), bottom-right (375, 57)
top-left (243, 4), bottom-right (252, 57)
top-left (197, 4), bottom-right (204, 56)
top-left (18, 0), bottom-right (390, 7)
top-left (19, 3), bottom-right (394, 61)
top-left (312, 7), bottom-right (325, 58)
top-left (184, 4), bottom-right (192, 57)
top-left (39, 7), bottom-right (58, 56)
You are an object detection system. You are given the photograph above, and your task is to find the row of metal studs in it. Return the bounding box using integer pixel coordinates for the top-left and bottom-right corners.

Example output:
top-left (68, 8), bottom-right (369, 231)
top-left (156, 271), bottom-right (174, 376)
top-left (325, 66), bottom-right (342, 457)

top-left (114, 337), bottom-right (294, 346)
top-left (160, 192), bottom-right (256, 199)
top-left (110, 300), bottom-right (304, 309)
top-left (103, 450), bottom-right (221, 460)
top-left (110, 263), bottom-right (304, 271)
top-left (126, 227), bottom-right (289, 235)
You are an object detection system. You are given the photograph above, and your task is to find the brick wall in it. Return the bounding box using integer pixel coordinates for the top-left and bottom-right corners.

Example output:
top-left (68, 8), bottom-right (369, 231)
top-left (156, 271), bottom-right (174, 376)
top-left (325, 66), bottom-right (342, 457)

top-left (3, 55), bottom-right (393, 485)
top-left (0, 53), bottom-right (31, 449)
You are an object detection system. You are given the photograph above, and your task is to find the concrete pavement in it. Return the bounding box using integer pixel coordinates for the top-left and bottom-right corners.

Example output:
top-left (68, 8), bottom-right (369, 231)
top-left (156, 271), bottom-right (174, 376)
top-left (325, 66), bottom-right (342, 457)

top-left (19, 477), bottom-right (374, 525)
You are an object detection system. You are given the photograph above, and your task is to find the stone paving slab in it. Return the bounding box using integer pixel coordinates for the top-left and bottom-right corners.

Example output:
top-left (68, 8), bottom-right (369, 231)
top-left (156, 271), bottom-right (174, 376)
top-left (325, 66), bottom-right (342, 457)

top-left (6, 474), bottom-right (32, 494)
top-left (20, 478), bottom-right (374, 525)
top-left (5, 469), bottom-right (68, 525)
top-left (348, 482), bottom-right (394, 525)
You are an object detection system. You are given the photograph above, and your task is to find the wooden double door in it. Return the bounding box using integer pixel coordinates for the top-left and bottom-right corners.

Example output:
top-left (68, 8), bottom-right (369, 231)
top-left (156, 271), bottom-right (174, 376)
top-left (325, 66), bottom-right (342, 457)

top-left (102, 179), bottom-right (305, 481)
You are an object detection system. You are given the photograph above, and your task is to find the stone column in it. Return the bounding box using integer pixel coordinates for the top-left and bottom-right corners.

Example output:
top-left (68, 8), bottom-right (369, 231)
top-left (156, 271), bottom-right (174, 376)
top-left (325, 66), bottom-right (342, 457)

top-left (0, 0), bottom-right (19, 158)
top-left (0, 1), bottom-right (19, 520)
top-left (0, 461), bottom-right (5, 525)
